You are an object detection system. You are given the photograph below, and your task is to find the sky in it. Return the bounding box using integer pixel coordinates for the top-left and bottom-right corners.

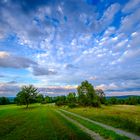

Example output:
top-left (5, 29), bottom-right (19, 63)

top-left (0, 0), bottom-right (140, 97)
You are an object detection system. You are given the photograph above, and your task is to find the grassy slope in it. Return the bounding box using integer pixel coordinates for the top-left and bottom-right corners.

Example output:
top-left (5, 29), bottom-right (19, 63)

top-left (65, 105), bottom-right (140, 135)
top-left (61, 110), bottom-right (130, 140)
top-left (0, 104), bottom-right (91, 140)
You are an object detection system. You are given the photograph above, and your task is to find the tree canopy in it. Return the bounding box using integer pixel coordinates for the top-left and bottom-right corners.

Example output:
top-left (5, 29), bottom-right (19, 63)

top-left (16, 85), bottom-right (38, 108)
top-left (77, 80), bottom-right (100, 107)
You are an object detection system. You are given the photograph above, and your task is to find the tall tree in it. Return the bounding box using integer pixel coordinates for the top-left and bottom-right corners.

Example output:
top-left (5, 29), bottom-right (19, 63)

top-left (77, 80), bottom-right (97, 106)
top-left (16, 85), bottom-right (38, 108)
top-left (67, 92), bottom-right (76, 103)
top-left (36, 94), bottom-right (44, 103)
top-left (96, 89), bottom-right (106, 104)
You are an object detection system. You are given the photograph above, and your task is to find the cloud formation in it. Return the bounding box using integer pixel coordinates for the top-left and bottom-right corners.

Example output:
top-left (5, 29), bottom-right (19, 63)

top-left (0, 0), bottom-right (140, 96)
top-left (0, 51), bottom-right (36, 68)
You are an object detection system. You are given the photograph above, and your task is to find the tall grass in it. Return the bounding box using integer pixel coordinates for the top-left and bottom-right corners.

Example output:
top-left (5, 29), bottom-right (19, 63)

top-left (61, 110), bottom-right (130, 140)
top-left (65, 105), bottom-right (140, 135)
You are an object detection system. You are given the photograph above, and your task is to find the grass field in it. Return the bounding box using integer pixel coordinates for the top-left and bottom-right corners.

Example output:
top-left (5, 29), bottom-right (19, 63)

top-left (60, 110), bottom-right (130, 140)
top-left (64, 105), bottom-right (140, 135)
top-left (0, 104), bottom-right (140, 140)
top-left (0, 104), bottom-right (91, 140)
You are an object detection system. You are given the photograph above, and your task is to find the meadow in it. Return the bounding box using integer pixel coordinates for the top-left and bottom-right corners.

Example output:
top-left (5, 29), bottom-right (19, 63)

top-left (65, 105), bottom-right (140, 135)
top-left (0, 104), bottom-right (91, 140)
top-left (0, 104), bottom-right (140, 140)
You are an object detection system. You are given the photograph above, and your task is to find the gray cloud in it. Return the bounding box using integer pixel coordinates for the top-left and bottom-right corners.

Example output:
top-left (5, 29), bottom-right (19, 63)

top-left (32, 66), bottom-right (57, 76)
top-left (65, 64), bottom-right (78, 69)
top-left (0, 52), bottom-right (37, 68)
top-left (0, 0), bottom-right (140, 96)
top-left (0, 82), bottom-right (20, 97)
top-left (38, 86), bottom-right (76, 96)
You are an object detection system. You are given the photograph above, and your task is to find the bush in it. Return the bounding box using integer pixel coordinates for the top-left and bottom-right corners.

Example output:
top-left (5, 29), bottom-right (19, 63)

top-left (41, 101), bottom-right (47, 104)
top-left (68, 103), bottom-right (77, 108)
top-left (92, 98), bottom-right (101, 107)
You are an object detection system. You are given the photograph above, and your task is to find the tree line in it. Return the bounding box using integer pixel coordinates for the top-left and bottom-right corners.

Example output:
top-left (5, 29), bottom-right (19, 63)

top-left (1, 80), bottom-right (140, 107)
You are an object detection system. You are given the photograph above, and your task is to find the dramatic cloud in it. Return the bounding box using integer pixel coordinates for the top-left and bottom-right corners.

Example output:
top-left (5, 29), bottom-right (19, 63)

top-left (0, 0), bottom-right (140, 96)
top-left (0, 51), bottom-right (36, 68)
top-left (0, 82), bottom-right (20, 97)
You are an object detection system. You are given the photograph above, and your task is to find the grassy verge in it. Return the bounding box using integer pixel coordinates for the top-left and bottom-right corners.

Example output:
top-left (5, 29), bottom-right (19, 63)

top-left (64, 105), bottom-right (140, 135)
top-left (0, 104), bottom-right (91, 140)
top-left (60, 110), bottom-right (130, 140)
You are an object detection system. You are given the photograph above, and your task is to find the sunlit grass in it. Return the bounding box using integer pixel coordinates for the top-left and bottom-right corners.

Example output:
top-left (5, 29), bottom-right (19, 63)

top-left (0, 104), bottom-right (91, 140)
top-left (64, 105), bottom-right (140, 135)
top-left (61, 110), bottom-right (130, 140)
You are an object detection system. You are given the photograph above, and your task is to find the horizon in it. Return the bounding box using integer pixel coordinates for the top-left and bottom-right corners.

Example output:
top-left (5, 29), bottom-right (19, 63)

top-left (0, 0), bottom-right (140, 97)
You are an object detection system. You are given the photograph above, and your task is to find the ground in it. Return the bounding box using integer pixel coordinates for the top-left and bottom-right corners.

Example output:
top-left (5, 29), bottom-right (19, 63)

top-left (65, 105), bottom-right (140, 135)
top-left (0, 104), bottom-right (140, 140)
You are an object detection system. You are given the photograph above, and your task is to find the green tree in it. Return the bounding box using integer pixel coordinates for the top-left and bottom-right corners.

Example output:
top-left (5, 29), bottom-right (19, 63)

top-left (45, 96), bottom-right (53, 103)
top-left (16, 85), bottom-right (38, 108)
top-left (0, 97), bottom-right (10, 105)
top-left (36, 94), bottom-right (44, 103)
top-left (77, 80), bottom-right (99, 106)
top-left (96, 89), bottom-right (106, 104)
top-left (67, 92), bottom-right (77, 108)
top-left (108, 97), bottom-right (118, 104)
top-left (67, 92), bottom-right (76, 103)
top-left (55, 96), bottom-right (67, 106)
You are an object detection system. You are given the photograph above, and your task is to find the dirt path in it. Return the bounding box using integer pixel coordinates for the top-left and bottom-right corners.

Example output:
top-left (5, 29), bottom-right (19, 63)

top-left (60, 109), bottom-right (140, 140)
top-left (55, 110), bottom-right (104, 140)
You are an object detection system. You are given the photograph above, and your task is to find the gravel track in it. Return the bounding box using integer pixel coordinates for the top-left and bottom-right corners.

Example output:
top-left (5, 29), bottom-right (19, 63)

top-left (60, 109), bottom-right (140, 140)
top-left (55, 110), bottom-right (105, 140)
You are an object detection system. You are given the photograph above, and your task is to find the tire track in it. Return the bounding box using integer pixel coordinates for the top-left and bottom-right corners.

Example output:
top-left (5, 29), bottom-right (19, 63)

top-left (55, 110), bottom-right (104, 140)
top-left (60, 109), bottom-right (140, 140)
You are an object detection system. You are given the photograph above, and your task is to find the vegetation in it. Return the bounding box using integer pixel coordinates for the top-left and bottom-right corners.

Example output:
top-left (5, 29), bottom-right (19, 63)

top-left (77, 80), bottom-right (100, 107)
top-left (65, 105), bottom-right (140, 135)
top-left (8, 81), bottom-right (140, 108)
top-left (106, 96), bottom-right (140, 105)
top-left (1, 81), bottom-right (140, 140)
top-left (55, 80), bottom-right (103, 107)
top-left (15, 85), bottom-right (38, 108)
top-left (61, 110), bottom-right (130, 140)
top-left (0, 97), bottom-right (10, 105)
top-left (0, 104), bottom-right (91, 140)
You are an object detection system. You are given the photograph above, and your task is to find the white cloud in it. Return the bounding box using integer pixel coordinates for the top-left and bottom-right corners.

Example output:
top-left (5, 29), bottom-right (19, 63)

top-left (0, 51), bottom-right (9, 58)
top-left (118, 49), bottom-right (140, 62)
top-left (93, 3), bottom-right (120, 32)
top-left (122, 0), bottom-right (140, 13)
top-left (120, 8), bottom-right (140, 33)
top-left (96, 83), bottom-right (118, 90)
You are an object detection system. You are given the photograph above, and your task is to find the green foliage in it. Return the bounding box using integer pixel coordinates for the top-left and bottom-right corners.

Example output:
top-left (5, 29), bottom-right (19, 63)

top-left (125, 96), bottom-right (140, 105)
top-left (106, 96), bottom-right (140, 105)
top-left (45, 96), bottom-right (53, 103)
top-left (108, 97), bottom-right (118, 104)
top-left (67, 92), bottom-right (77, 108)
top-left (68, 102), bottom-right (77, 108)
top-left (95, 89), bottom-right (106, 104)
top-left (55, 96), bottom-right (67, 106)
top-left (0, 97), bottom-right (10, 105)
top-left (15, 85), bottom-right (38, 108)
top-left (67, 92), bottom-right (76, 103)
top-left (77, 80), bottom-right (100, 107)
top-left (36, 94), bottom-right (44, 103)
